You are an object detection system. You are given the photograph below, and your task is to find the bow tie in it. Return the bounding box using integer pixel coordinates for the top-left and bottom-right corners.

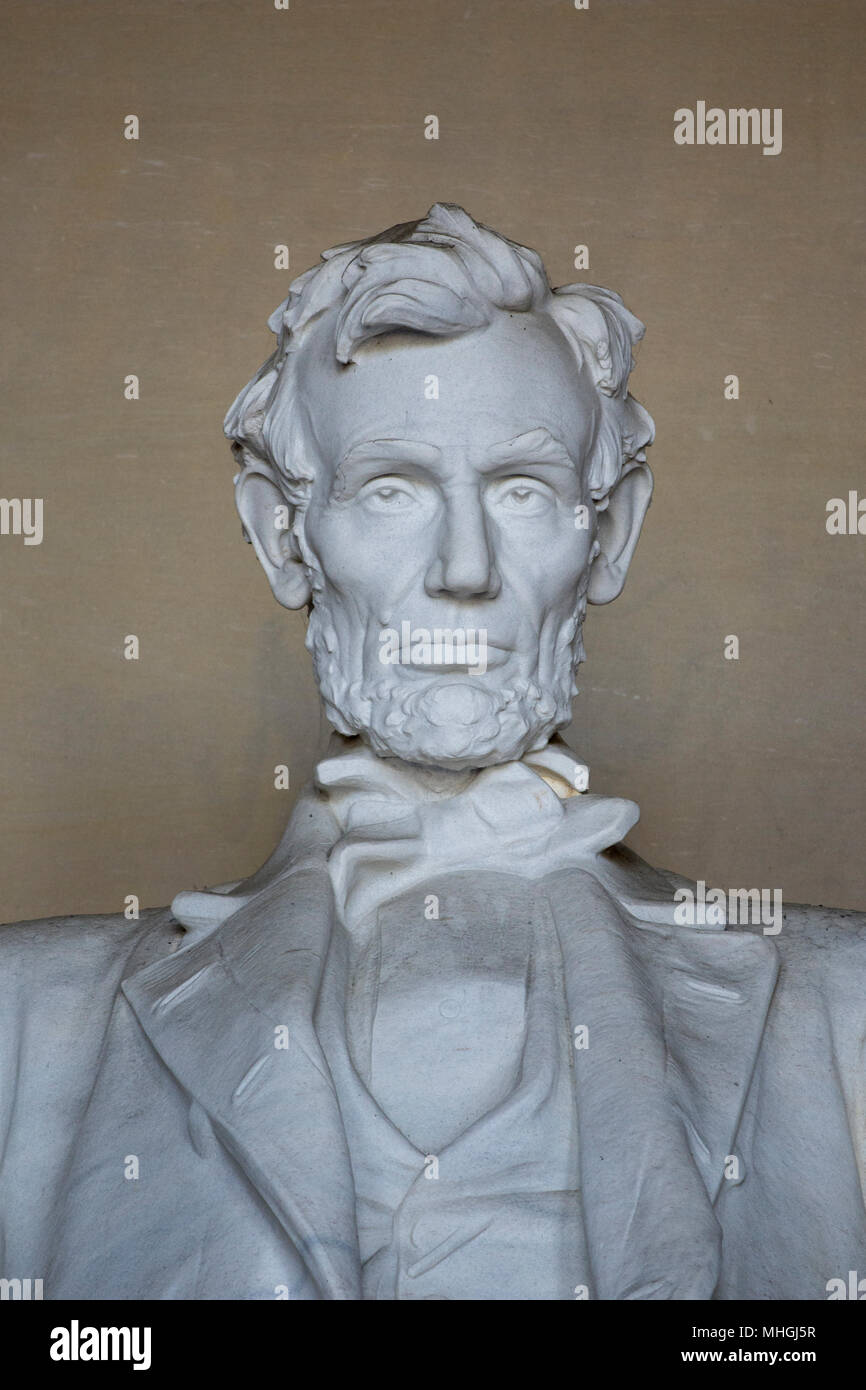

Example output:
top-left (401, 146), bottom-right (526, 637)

top-left (316, 738), bottom-right (639, 930)
top-left (170, 736), bottom-right (643, 935)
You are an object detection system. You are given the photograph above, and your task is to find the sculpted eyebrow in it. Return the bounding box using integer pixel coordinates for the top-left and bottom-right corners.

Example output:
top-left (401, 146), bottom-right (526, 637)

top-left (332, 439), bottom-right (442, 498)
top-left (484, 429), bottom-right (577, 468)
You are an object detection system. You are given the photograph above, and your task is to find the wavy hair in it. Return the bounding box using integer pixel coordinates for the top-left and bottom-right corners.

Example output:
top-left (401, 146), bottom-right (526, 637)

top-left (224, 203), bottom-right (654, 514)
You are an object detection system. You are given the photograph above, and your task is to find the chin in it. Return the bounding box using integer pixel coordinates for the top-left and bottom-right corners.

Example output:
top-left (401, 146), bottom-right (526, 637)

top-left (330, 673), bottom-right (570, 771)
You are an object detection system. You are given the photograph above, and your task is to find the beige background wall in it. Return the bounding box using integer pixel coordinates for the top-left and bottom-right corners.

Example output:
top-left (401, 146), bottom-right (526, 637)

top-left (1, 0), bottom-right (863, 923)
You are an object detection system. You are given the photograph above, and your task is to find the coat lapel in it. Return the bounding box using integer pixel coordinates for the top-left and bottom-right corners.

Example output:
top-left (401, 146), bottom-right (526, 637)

top-left (546, 866), bottom-right (779, 1299)
top-left (122, 860), bottom-right (362, 1301)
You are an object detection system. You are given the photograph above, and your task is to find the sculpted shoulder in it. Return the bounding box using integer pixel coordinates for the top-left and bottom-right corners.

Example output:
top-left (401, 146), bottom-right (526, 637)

top-left (726, 901), bottom-right (866, 1024)
top-left (730, 900), bottom-right (866, 953)
top-left (0, 904), bottom-right (183, 994)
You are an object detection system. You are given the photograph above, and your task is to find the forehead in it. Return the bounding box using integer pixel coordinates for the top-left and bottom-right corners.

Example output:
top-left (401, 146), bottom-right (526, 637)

top-left (295, 309), bottom-right (598, 462)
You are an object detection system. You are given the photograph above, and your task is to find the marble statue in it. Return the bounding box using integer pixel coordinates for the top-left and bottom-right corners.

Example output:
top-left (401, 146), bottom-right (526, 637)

top-left (2, 204), bottom-right (864, 1301)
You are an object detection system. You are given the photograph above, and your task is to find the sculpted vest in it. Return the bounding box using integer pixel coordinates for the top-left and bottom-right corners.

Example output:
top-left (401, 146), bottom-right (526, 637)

top-left (316, 876), bottom-right (586, 1299)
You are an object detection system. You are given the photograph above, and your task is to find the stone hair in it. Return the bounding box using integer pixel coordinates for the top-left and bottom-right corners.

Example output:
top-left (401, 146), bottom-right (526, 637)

top-left (224, 202), bottom-right (655, 512)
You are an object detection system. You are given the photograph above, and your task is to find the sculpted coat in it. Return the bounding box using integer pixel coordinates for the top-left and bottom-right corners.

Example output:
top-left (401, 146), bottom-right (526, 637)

top-left (2, 741), bottom-right (865, 1300)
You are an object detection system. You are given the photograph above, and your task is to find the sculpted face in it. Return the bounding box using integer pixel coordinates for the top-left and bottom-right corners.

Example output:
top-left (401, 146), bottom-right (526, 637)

top-left (287, 311), bottom-right (602, 767)
top-left (233, 208), bottom-right (654, 771)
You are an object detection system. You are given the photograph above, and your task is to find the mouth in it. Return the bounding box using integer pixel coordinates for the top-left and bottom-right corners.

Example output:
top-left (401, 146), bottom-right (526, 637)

top-left (395, 643), bottom-right (512, 674)
top-left (373, 621), bottom-right (516, 677)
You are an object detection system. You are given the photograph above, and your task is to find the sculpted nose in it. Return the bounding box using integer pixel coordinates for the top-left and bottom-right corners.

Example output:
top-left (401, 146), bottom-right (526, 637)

top-left (424, 492), bottom-right (501, 600)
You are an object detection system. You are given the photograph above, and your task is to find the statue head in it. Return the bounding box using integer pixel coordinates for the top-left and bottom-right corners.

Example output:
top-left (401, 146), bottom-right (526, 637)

top-left (226, 203), bottom-right (654, 770)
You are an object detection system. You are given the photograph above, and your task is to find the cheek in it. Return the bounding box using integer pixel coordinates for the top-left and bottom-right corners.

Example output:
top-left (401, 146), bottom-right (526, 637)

top-left (303, 506), bottom-right (411, 600)
top-left (495, 508), bottom-right (596, 592)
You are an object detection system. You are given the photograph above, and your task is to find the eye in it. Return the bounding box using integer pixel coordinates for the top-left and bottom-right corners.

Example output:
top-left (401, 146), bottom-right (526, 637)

top-left (358, 477), bottom-right (419, 513)
top-left (488, 477), bottom-right (554, 516)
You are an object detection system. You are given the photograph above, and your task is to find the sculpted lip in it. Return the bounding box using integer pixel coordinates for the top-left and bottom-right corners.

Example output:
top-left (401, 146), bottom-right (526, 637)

top-left (390, 641), bottom-right (513, 673)
top-left (399, 661), bottom-right (505, 674)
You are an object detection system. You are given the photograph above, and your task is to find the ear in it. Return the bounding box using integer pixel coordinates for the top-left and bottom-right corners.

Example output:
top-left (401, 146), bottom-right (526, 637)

top-left (235, 466), bottom-right (312, 610)
top-left (587, 462), bottom-right (653, 605)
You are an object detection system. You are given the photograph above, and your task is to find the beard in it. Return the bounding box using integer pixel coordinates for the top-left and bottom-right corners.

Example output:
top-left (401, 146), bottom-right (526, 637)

top-left (304, 596), bottom-right (586, 771)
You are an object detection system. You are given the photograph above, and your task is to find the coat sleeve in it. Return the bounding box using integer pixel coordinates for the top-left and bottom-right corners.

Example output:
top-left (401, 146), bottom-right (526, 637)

top-left (0, 908), bottom-right (176, 1277)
